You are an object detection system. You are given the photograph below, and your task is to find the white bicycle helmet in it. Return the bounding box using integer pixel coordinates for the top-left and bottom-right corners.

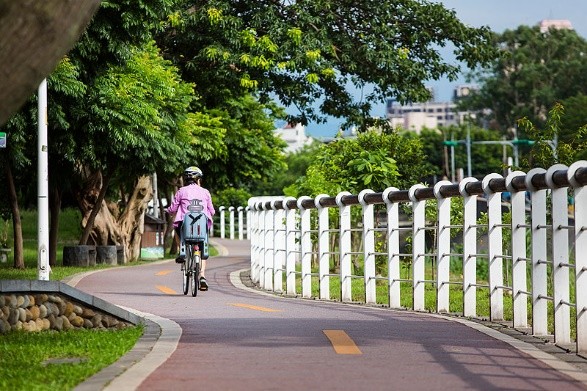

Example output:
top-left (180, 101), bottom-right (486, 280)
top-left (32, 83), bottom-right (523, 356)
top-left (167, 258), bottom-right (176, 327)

top-left (183, 166), bottom-right (203, 184)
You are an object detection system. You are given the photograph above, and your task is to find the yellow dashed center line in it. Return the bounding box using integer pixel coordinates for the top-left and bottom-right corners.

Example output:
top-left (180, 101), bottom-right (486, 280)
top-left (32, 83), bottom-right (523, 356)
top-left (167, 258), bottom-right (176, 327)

top-left (323, 330), bottom-right (362, 355)
top-left (156, 270), bottom-right (173, 276)
top-left (156, 285), bottom-right (177, 295)
top-left (229, 303), bottom-right (282, 312)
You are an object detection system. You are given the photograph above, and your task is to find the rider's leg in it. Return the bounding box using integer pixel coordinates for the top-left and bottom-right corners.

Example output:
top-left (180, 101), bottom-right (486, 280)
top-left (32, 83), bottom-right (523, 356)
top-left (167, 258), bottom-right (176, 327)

top-left (174, 224), bottom-right (185, 263)
top-left (200, 259), bottom-right (206, 278)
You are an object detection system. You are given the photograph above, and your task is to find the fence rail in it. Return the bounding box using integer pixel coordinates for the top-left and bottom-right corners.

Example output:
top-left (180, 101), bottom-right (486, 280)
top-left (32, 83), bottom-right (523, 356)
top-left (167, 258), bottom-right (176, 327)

top-left (245, 161), bottom-right (587, 355)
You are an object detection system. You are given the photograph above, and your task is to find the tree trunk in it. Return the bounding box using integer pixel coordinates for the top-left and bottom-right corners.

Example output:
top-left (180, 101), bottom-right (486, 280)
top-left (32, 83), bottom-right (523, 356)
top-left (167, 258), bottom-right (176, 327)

top-left (49, 186), bottom-right (62, 266)
top-left (4, 164), bottom-right (24, 269)
top-left (79, 169), bottom-right (112, 245)
top-left (119, 176), bottom-right (153, 261)
top-left (0, 0), bottom-right (100, 125)
top-left (77, 172), bottom-right (153, 262)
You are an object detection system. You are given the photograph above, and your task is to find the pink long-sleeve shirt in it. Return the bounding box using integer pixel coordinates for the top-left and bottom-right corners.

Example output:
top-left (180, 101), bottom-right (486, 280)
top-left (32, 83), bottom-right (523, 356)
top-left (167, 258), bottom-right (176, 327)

top-left (166, 183), bottom-right (215, 229)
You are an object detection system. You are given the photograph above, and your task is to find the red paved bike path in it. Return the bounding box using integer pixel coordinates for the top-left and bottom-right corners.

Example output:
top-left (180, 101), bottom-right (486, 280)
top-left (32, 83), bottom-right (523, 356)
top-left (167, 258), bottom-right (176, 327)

top-left (72, 239), bottom-right (587, 390)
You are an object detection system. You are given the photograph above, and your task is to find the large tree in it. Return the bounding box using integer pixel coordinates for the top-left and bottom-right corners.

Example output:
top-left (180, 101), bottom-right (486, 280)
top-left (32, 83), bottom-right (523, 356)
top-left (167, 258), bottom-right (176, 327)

top-left (157, 0), bottom-right (497, 130)
top-left (72, 41), bottom-right (200, 259)
top-left (0, 0), bottom-right (100, 126)
top-left (462, 25), bottom-right (587, 133)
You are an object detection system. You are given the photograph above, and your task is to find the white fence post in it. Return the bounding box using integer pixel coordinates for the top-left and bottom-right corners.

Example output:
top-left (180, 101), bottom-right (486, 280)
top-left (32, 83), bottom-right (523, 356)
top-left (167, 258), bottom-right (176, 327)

top-left (383, 187), bottom-right (401, 309)
top-left (409, 184), bottom-right (426, 311)
top-left (507, 171), bottom-right (529, 329)
top-left (527, 168), bottom-right (548, 336)
top-left (272, 200), bottom-right (285, 293)
top-left (336, 191), bottom-right (352, 302)
top-left (263, 202), bottom-right (274, 291)
top-left (248, 200), bottom-right (259, 284)
top-left (238, 206), bottom-right (244, 240)
top-left (359, 190), bottom-right (376, 304)
top-left (434, 181), bottom-right (452, 313)
top-left (547, 164), bottom-right (571, 344)
top-left (483, 173), bottom-right (504, 322)
top-left (284, 197), bottom-right (297, 296)
top-left (219, 206), bottom-right (226, 239)
top-left (460, 177), bottom-right (478, 317)
top-left (229, 206), bottom-right (235, 240)
top-left (569, 161), bottom-right (587, 353)
top-left (246, 206), bottom-right (251, 239)
top-left (315, 194), bottom-right (330, 300)
top-left (297, 196), bottom-right (313, 298)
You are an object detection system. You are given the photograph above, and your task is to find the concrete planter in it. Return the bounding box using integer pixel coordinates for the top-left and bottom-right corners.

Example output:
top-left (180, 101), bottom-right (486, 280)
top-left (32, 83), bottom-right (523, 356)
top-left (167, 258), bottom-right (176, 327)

top-left (63, 245), bottom-right (96, 267)
top-left (0, 248), bottom-right (10, 263)
top-left (96, 245), bottom-right (117, 265)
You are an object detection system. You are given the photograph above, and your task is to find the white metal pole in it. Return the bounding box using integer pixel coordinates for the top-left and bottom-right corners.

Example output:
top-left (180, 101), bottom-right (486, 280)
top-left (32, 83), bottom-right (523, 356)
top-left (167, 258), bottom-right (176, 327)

top-left (434, 181), bottom-right (453, 313)
top-left (336, 192), bottom-right (352, 302)
top-left (297, 197), bottom-right (313, 298)
top-left (547, 164), bottom-right (571, 344)
top-left (568, 161), bottom-right (587, 354)
top-left (359, 189), bottom-right (376, 304)
top-left (272, 202), bottom-right (284, 293)
top-left (237, 206), bottom-right (244, 240)
top-left (219, 206), bottom-right (225, 239)
top-left (38, 79), bottom-right (50, 281)
top-left (152, 173), bottom-right (159, 218)
top-left (383, 187), bottom-right (401, 309)
top-left (284, 198), bottom-right (297, 296)
top-left (229, 206), bottom-right (235, 240)
top-left (483, 173), bottom-right (504, 321)
top-left (409, 184), bottom-right (426, 311)
top-left (315, 194), bottom-right (330, 300)
top-left (460, 177), bottom-right (478, 317)
top-left (526, 168), bottom-right (548, 336)
top-left (507, 171), bottom-right (528, 329)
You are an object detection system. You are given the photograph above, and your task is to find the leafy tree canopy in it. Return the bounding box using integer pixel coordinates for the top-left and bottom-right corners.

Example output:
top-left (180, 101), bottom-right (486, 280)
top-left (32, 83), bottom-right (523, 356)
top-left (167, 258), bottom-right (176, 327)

top-left (462, 25), bottom-right (587, 133)
top-left (518, 103), bottom-right (587, 169)
top-left (286, 131), bottom-right (433, 198)
top-left (79, 41), bottom-right (196, 178)
top-left (158, 0), bottom-right (496, 130)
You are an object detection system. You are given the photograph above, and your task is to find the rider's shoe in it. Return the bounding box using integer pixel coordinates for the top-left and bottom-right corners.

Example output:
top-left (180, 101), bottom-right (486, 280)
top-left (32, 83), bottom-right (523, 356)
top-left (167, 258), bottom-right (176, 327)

top-left (175, 256), bottom-right (185, 264)
top-left (199, 277), bottom-right (208, 291)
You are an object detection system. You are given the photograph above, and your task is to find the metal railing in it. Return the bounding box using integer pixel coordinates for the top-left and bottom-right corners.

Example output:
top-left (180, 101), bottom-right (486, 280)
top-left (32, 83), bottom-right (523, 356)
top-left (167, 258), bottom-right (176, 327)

top-left (247, 161), bottom-right (587, 354)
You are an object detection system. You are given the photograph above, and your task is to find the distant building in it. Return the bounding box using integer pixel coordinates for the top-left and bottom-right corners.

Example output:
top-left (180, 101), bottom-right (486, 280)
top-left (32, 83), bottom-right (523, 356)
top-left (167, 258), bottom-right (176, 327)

top-left (385, 85), bottom-right (477, 133)
top-left (538, 19), bottom-right (573, 33)
top-left (274, 122), bottom-right (313, 153)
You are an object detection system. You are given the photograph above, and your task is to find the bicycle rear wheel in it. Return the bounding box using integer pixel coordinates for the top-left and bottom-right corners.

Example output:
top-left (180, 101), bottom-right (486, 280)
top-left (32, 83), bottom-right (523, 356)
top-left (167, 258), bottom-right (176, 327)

top-left (182, 245), bottom-right (192, 295)
top-left (191, 256), bottom-right (201, 297)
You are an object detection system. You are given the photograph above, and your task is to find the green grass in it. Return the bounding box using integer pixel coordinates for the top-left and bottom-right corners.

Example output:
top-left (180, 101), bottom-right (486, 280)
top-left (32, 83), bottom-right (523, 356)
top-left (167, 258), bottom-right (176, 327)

top-left (0, 326), bottom-right (143, 391)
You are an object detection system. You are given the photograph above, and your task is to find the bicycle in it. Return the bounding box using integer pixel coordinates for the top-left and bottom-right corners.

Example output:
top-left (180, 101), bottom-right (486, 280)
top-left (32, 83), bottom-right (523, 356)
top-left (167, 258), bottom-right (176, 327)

top-left (179, 209), bottom-right (208, 297)
top-left (181, 241), bottom-right (201, 297)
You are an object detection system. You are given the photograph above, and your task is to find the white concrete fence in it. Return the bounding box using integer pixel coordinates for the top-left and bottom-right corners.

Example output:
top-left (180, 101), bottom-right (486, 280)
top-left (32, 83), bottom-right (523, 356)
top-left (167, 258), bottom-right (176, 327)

top-left (246, 161), bottom-right (587, 354)
top-left (216, 205), bottom-right (249, 240)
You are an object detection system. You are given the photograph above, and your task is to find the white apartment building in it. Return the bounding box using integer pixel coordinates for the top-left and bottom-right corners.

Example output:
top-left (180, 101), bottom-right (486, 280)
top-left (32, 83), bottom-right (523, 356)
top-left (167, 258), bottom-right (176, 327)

top-left (386, 85), bottom-right (476, 133)
top-left (274, 122), bottom-right (313, 153)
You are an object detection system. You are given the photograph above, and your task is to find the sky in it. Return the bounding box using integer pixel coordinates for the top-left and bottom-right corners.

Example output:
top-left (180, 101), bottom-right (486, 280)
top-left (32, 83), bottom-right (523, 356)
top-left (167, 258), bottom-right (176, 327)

top-left (299, 0), bottom-right (587, 138)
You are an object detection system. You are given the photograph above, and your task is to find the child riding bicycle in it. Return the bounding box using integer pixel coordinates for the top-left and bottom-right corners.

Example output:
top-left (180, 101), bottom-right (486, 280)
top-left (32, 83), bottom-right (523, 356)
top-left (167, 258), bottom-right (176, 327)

top-left (165, 166), bottom-right (215, 290)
